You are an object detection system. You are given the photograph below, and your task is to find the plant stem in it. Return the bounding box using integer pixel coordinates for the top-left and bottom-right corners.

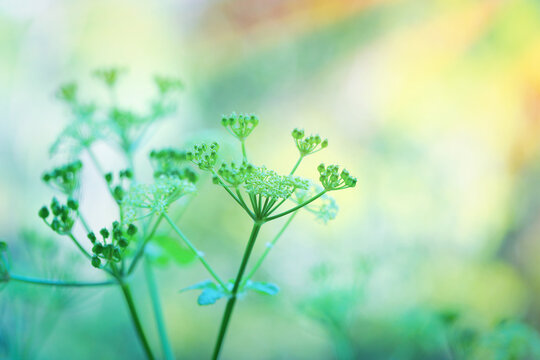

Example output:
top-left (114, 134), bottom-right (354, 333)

top-left (128, 215), bottom-right (163, 275)
top-left (241, 140), bottom-right (247, 162)
top-left (242, 212), bottom-right (297, 286)
top-left (68, 233), bottom-right (92, 259)
top-left (119, 281), bottom-right (155, 360)
top-left (290, 155), bottom-right (304, 175)
top-left (212, 222), bottom-right (262, 360)
top-left (163, 213), bottom-right (228, 291)
top-left (8, 274), bottom-right (115, 287)
top-left (265, 190), bottom-right (327, 222)
top-left (144, 256), bottom-right (175, 360)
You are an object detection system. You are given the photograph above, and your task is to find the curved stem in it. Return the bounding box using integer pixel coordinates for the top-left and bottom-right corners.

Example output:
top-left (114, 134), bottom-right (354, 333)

top-left (212, 222), bottom-right (262, 360)
top-left (144, 256), bottom-right (175, 360)
top-left (7, 274), bottom-right (115, 287)
top-left (290, 155), bottom-right (304, 175)
top-left (120, 281), bottom-right (155, 360)
top-left (127, 215), bottom-right (163, 275)
top-left (77, 210), bottom-right (92, 234)
top-left (163, 213), bottom-right (228, 292)
top-left (241, 140), bottom-right (247, 163)
top-left (242, 212), bottom-right (297, 286)
top-left (68, 233), bottom-right (92, 259)
top-left (265, 190), bottom-right (327, 222)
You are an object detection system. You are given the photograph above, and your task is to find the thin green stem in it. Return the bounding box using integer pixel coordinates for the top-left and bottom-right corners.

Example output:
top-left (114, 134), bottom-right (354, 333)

top-left (127, 215), bottom-right (163, 275)
top-left (144, 256), bottom-right (175, 360)
top-left (242, 212), bottom-right (297, 286)
top-left (163, 213), bottom-right (228, 291)
top-left (211, 170), bottom-right (255, 219)
top-left (7, 274), bottom-right (115, 287)
top-left (290, 155), bottom-right (304, 175)
top-left (68, 233), bottom-right (92, 259)
top-left (212, 222), bottom-right (262, 360)
top-left (241, 140), bottom-right (247, 162)
top-left (77, 210), bottom-right (92, 234)
top-left (265, 190), bottom-right (327, 222)
top-left (120, 282), bottom-right (156, 360)
top-left (86, 146), bottom-right (107, 179)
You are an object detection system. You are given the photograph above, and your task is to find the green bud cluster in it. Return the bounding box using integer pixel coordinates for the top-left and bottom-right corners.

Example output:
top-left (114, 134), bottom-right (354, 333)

top-left (39, 197), bottom-right (78, 235)
top-left (317, 164), bottom-right (357, 191)
top-left (89, 221), bottom-right (138, 268)
top-left (93, 67), bottom-right (125, 88)
top-left (105, 169), bottom-right (133, 203)
top-left (292, 128), bottom-right (328, 156)
top-left (154, 76), bottom-right (183, 95)
top-left (56, 83), bottom-right (78, 104)
top-left (221, 112), bottom-right (259, 140)
top-left (186, 143), bottom-right (219, 171)
top-left (42, 160), bottom-right (83, 195)
top-left (122, 175), bottom-right (196, 222)
top-left (244, 167), bottom-right (309, 199)
top-left (217, 162), bottom-right (255, 187)
top-left (149, 148), bottom-right (198, 183)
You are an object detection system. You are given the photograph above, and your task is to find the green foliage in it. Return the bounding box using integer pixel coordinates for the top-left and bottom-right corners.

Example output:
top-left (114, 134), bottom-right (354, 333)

top-left (41, 160), bottom-right (83, 196)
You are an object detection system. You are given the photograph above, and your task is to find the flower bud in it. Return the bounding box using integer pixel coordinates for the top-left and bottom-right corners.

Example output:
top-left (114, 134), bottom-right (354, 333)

top-left (91, 256), bottom-right (101, 268)
top-left (100, 228), bottom-right (110, 239)
top-left (92, 243), bottom-right (104, 254)
top-left (127, 224), bottom-right (137, 236)
top-left (87, 232), bottom-right (97, 243)
top-left (38, 206), bottom-right (50, 219)
top-left (67, 198), bottom-right (79, 211)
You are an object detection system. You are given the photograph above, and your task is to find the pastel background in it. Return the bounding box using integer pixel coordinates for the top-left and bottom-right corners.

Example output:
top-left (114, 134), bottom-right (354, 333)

top-left (2, 0), bottom-right (540, 359)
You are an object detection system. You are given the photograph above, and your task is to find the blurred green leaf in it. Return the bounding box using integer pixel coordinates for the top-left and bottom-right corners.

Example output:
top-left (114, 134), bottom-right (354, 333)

top-left (180, 279), bottom-right (228, 306)
top-left (147, 234), bottom-right (195, 267)
top-left (244, 281), bottom-right (279, 296)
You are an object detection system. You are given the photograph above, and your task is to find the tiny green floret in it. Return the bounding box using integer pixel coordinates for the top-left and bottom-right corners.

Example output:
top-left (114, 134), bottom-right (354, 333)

top-left (186, 142), bottom-right (219, 171)
top-left (292, 128), bottom-right (328, 157)
top-left (317, 164), bottom-right (357, 191)
top-left (38, 206), bottom-right (50, 219)
top-left (149, 148), bottom-right (198, 182)
top-left (42, 160), bottom-right (83, 195)
top-left (93, 67), bottom-right (126, 88)
top-left (221, 112), bottom-right (259, 140)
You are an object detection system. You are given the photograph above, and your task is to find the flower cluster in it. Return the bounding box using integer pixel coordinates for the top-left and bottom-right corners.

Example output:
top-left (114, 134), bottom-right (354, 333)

top-left (292, 183), bottom-right (339, 223)
top-left (317, 164), bottom-right (357, 190)
top-left (88, 221), bottom-right (137, 268)
top-left (154, 76), bottom-right (183, 95)
top-left (221, 112), bottom-right (259, 140)
top-left (292, 128), bottom-right (328, 156)
top-left (42, 160), bottom-right (83, 195)
top-left (105, 169), bottom-right (133, 203)
top-left (244, 166), bottom-right (308, 199)
top-left (149, 148), bottom-right (198, 183)
top-left (93, 67), bottom-right (126, 88)
top-left (217, 162), bottom-right (255, 187)
top-left (38, 197), bottom-right (79, 235)
top-left (186, 142), bottom-right (219, 170)
top-left (122, 175), bottom-right (196, 222)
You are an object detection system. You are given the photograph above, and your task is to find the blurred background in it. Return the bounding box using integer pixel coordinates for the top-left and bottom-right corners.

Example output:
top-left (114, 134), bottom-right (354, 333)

top-left (2, 0), bottom-right (540, 359)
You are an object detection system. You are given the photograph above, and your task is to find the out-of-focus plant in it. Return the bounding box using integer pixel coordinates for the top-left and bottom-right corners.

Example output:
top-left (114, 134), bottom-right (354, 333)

top-left (0, 69), bottom-right (356, 359)
top-left (1, 68), bottom-right (187, 360)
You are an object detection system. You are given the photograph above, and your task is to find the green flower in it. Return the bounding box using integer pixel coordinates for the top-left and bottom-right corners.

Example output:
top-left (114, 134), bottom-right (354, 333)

top-left (123, 175), bottom-right (196, 222)
top-left (186, 142), bottom-right (219, 171)
top-left (149, 148), bottom-right (198, 183)
top-left (292, 183), bottom-right (338, 223)
top-left (292, 128), bottom-right (328, 156)
top-left (317, 164), bottom-right (357, 191)
top-left (221, 112), bottom-right (259, 140)
top-left (244, 166), bottom-right (308, 199)
top-left (42, 160), bottom-right (83, 195)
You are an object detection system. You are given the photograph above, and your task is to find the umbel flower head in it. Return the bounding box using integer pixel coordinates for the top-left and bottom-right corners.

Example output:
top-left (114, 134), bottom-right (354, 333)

top-left (42, 160), bottom-right (83, 195)
top-left (292, 128), bottom-right (328, 156)
top-left (217, 162), bottom-right (255, 187)
top-left (38, 197), bottom-right (79, 235)
top-left (244, 166), bottom-right (308, 199)
top-left (122, 175), bottom-right (196, 222)
top-left (292, 183), bottom-right (339, 223)
top-left (88, 221), bottom-right (137, 268)
top-left (317, 164), bottom-right (357, 191)
top-left (149, 148), bottom-right (198, 183)
top-left (93, 67), bottom-right (126, 88)
top-left (186, 142), bottom-right (219, 170)
top-left (221, 112), bottom-right (259, 140)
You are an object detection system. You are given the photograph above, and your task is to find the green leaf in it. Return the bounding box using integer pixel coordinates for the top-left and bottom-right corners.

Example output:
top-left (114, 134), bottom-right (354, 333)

top-left (147, 234), bottom-right (195, 267)
top-left (179, 279), bottom-right (215, 292)
top-left (180, 279), bottom-right (228, 306)
top-left (198, 288), bottom-right (226, 305)
top-left (245, 281), bottom-right (280, 296)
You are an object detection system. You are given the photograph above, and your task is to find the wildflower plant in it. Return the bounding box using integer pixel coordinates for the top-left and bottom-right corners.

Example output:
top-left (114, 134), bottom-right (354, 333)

top-left (0, 69), bottom-right (356, 360)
